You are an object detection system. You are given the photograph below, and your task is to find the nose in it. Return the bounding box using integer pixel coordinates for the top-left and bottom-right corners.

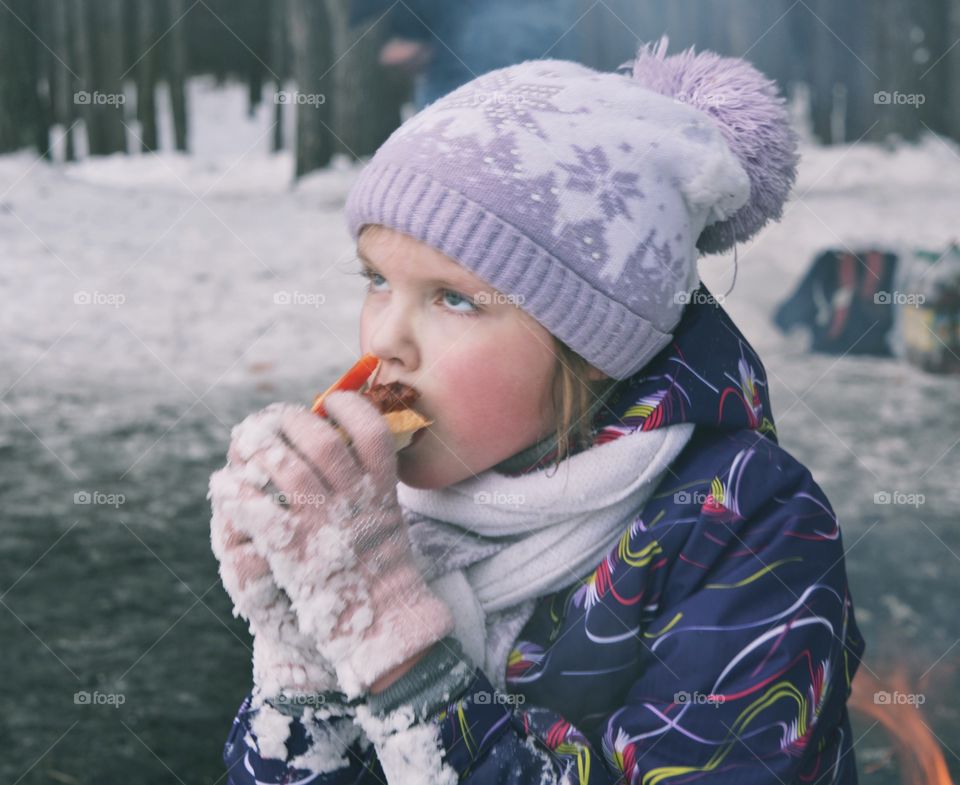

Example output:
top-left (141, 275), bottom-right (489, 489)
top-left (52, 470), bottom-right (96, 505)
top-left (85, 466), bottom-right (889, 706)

top-left (365, 298), bottom-right (420, 372)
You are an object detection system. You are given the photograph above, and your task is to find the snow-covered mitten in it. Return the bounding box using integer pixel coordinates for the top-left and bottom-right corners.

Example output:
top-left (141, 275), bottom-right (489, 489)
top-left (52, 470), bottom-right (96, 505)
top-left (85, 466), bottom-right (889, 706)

top-left (209, 463), bottom-right (350, 715)
top-left (227, 394), bottom-right (454, 698)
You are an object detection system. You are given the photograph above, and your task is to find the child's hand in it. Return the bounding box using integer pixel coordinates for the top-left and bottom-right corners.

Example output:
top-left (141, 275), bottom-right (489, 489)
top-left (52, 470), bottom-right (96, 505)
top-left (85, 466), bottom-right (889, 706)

top-left (228, 393), bottom-right (454, 698)
top-left (208, 461), bottom-right (342, 709)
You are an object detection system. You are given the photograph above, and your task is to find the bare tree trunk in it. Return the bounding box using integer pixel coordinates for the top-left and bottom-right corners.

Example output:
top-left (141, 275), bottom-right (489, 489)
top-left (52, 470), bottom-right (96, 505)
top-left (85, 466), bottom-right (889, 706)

top-left (289, 0), bottom-right (334, 178)
top-left (166, 0), bottom-right (188, 151)
top-left (804, 0), bottom-right (843, 143)
top-left (84, 0), bottom-right (126, 155)
top-left (324, 0), bottom-right (350, 155)
top-left (868, 0), bottom-right (922, 143)
top-left (31, 0), bottom-right (54, 156)
top-left (47, 0), bottom-right (77, 160)
top-left (576, 0), bottom-right (601, 67)
top-left (269, 0), bottom-right (288, 152)
top-left (718, 0), bottom-right (754, 56)
top-left (0, 4), bottom-right (22, 152)
top-left (950, 0), bottom-right (960, 141)
top-left (0, 0), bottom-right (49, 154)
top-left (135, 0), bottom-right (158, 152)
top-left (247, 69), bottom-right (263, 117)
top-left (634, 0), bottom-right (666, 46)
top-left (576, 0), bottom-right (649, 70)
top-left (920, 0), bottom-right (960, 140)
top-left (832, 0), bottom-right (869, 143)
top-left (664, 0), bottom-right (697, 50)
top-left (350, 22), bottom-right (407, 157)
top-left (70, 0), bottom-right (95, 155)
top-left (245, 0), bottom-right (267, 116)
top-left (324, 0), bottom-right (406, 159)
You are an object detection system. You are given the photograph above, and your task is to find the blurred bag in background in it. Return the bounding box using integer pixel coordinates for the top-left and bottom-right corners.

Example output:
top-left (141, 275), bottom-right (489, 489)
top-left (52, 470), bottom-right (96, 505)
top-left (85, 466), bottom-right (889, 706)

top-left (774, 248), bottom-right (899, 356)
top-left (775, 244), bottom-right (960, 375)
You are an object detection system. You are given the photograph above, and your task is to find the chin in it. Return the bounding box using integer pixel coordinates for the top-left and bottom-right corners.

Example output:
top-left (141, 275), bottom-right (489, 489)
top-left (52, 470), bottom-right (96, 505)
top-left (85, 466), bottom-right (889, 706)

top-left (397, 459), bottom-right (449, 490)
top-left (396, 439), bottom-right (474, 490)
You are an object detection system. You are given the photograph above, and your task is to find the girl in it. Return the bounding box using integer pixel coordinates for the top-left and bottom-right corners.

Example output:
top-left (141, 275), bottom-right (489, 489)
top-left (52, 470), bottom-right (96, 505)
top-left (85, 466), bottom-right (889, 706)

top-left (209, 38), bottom-right (865, 785)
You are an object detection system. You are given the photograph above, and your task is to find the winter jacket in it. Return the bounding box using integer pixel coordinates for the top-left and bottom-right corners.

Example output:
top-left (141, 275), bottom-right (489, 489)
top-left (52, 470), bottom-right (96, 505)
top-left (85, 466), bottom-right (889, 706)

top-left (221, 284), bottom-right (865, 784)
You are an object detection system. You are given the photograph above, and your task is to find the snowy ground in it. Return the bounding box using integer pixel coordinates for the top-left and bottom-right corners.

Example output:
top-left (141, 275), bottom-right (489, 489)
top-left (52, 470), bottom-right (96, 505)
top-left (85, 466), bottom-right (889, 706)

top-left (1, 77), bottom-right (959, 783)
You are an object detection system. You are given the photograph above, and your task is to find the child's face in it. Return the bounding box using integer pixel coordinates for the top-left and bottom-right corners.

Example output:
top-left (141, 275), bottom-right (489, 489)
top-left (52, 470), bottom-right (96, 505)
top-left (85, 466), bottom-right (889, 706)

top-left (357, 226), bottom-right (560, 490)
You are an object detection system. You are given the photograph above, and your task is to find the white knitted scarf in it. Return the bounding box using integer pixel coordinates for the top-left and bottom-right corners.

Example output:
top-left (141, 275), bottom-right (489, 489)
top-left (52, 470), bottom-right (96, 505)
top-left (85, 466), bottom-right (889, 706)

top-left (398, 422), bottom-right (695, 689)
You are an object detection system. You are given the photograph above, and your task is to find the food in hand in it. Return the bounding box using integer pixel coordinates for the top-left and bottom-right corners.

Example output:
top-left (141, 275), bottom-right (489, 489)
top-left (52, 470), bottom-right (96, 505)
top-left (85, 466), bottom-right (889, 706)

top-left (312, 354), bottom-right (431, 451)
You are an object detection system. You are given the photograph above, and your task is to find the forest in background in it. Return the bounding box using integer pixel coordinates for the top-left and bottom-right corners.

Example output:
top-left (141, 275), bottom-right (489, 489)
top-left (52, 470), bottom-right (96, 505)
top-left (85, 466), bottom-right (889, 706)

top-left (1, 0), bottom-right (958, 179)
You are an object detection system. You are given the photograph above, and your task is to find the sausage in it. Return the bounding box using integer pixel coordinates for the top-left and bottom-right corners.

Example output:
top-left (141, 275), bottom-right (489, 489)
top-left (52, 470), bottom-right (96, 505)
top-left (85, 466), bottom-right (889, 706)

top-left (363, 382), bottom-right (420, 414)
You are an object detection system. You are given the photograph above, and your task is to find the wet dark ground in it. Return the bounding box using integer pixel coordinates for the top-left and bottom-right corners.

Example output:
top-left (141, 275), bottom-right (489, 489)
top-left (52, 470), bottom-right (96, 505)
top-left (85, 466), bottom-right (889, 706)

top-left (2, 351), bottom-right (958, 784)
top-left (1, 382), bottom-right (273, 785)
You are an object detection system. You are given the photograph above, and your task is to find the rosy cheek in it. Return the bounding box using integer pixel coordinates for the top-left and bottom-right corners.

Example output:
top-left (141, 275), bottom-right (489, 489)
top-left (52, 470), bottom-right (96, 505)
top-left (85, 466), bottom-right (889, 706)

top-left (435, 344), bottom-right (509, 418)
top-left (433, 343), bottom-right (545, 457)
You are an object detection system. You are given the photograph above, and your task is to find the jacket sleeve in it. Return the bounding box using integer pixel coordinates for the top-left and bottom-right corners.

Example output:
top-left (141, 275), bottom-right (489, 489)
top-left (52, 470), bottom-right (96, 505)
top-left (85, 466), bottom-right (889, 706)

top-left (354, 663), bottom-right (621, 784)
top-left (594, 439), bottom-right (865, 784)
top-left (222, 692), bottom-right (385, 785)
top-left (220, 677), bottom-right (606, 784)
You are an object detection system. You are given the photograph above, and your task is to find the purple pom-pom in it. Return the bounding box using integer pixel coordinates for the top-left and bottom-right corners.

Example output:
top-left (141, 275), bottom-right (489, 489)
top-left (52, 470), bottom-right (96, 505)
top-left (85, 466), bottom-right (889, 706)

top-left (623, 36), bottom-right (799, 255)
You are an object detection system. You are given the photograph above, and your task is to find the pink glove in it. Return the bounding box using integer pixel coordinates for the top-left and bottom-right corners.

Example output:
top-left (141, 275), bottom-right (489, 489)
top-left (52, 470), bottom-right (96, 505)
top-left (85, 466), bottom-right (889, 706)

top-left (208, 462), bottom-right (342, 711)
top-left (228, 394), bottom-right (453, 698)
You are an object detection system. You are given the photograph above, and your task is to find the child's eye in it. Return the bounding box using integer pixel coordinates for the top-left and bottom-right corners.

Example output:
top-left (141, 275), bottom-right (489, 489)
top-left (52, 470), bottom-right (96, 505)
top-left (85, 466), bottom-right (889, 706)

top-left (359, 268), bottom-right (388, 292)
top-left (440, 290), bottom-right (478, 315)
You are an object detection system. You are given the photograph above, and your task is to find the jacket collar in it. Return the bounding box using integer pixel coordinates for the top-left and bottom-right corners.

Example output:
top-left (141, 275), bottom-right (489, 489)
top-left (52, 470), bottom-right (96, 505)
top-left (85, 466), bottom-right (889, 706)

top-left (495, 284), bottom-right (777, 477)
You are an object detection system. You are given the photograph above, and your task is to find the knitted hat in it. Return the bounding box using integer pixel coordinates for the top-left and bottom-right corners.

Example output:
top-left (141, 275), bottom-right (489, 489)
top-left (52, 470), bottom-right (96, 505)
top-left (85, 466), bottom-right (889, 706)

top-left (345, 36), bottom-right (799, 380)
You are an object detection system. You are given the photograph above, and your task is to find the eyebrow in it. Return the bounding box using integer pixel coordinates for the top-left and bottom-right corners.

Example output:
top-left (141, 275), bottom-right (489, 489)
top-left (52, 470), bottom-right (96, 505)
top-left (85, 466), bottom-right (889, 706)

top-left (357, 251), bottom-right (482, 292)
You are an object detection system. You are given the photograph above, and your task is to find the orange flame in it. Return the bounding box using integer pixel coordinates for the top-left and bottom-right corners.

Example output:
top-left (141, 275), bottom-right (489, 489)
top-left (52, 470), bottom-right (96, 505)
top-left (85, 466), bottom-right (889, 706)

top-left (849, 663), bottom-right (954, 785)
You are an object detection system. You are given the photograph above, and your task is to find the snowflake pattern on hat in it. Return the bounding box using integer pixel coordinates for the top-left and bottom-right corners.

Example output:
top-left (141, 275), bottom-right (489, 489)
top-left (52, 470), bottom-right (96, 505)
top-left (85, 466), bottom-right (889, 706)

top-left (558, 145), bottom-right (644, 222)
